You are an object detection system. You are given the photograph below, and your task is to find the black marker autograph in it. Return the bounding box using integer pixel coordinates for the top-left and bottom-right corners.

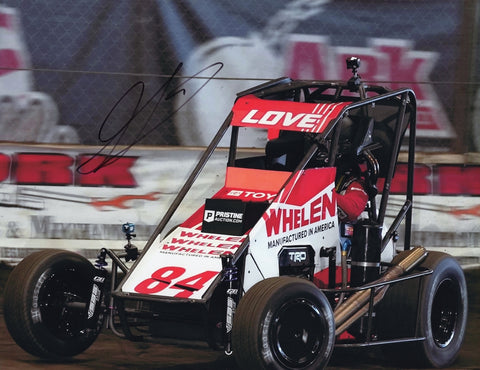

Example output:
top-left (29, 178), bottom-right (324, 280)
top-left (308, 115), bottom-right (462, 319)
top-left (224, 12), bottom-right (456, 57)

top-left (76, 62), bottom-right (223, 174)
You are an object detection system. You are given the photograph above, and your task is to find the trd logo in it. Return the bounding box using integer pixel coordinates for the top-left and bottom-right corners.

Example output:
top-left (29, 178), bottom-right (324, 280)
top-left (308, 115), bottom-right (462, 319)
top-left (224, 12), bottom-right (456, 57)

top-left (288, 251), bottom-right (307, 263)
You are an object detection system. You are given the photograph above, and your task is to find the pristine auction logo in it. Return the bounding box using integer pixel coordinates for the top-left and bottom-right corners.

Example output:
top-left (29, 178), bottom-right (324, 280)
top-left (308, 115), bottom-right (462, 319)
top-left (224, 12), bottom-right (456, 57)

top-left (204, 210), bottom-right (243, 224)
top-left (204, 210), bottom-right (215, 223)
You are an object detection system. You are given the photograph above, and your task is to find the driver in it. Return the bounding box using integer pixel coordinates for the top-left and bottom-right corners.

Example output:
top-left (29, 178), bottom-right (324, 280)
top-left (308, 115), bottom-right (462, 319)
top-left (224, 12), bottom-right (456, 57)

top-left (265, 129), bottom-right (370, 221)
top-left (335, 116), bottom-right (371, 222)
top-left (336, 170), bottom-right (369, 222)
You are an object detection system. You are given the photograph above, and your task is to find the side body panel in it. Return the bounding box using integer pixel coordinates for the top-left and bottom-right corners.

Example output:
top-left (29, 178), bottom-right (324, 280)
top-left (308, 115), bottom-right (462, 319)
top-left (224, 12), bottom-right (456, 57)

top-left (120, 167), bottom-right (288, 300)
top-left (243, 167), bottom-right (339, 292)
top-left (120, 227), bottom-right (244, 299)
top-left (121, 167), bottom-right (339, 299)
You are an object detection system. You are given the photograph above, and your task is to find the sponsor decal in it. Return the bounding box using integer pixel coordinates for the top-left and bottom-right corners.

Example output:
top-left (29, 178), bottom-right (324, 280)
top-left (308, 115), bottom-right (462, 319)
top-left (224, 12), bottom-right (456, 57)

top-left (232, 95), bottom-right (349, 133)
top-left (268, 230), bottom-right (308, 249)
top-left (241, 109), bottom-right (325, 128)
top-left (225, 296), bottom-right (236, 333)
top-left (93, 276), bottom-right (105, 283)
top-left (202, 199), bottom-right (246, 235)
top-left (226, 189), bottom-right (277, 201)
top-left (87, 284), bottom-right (101, 319)
top-left (289, 250), bottom-right (307, 263)
top-left (159, 229), bottom-right (245, 257)
top-left (204, 210), bottom-right (243, 224)
top-left (267, 221), bottom-right (335, 249)
top-left (263, 191), bottom-right (336, 237)
top-left (279, 246), bottom-right (315, 270)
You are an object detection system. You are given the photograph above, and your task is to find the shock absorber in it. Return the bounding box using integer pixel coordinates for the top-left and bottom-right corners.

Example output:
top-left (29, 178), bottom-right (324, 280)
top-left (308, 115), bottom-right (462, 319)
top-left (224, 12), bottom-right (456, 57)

top-left (86, 248), bottom-right (108, 330)
top-left (350, 220), bottom-right (382, 286)
top-left (221, 253), bottom-right (238, 355)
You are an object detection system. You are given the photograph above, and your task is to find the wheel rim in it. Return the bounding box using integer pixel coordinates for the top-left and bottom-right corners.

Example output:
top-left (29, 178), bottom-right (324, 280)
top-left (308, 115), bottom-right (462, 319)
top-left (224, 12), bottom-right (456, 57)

top-left (431, 278), bottom-right (460, 348)
top-left (36, 265), bottom-right (91, 340)
top-left (270, 298), bottom-right (326, 368)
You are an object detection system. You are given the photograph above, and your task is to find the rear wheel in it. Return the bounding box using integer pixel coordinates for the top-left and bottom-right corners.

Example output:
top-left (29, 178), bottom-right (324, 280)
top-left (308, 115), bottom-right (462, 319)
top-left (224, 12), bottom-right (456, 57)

top-left (3, 249), bottom-right (103, 359)
top-left (232, 276), bottom-right (335, 370)
top-left (377, 251), bottom-right (468, 368)
top-left (416, 252), bottom-right (468, 367)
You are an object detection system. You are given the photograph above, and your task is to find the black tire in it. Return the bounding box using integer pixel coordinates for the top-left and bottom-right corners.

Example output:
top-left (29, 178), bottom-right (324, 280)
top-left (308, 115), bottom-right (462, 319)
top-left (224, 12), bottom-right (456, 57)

top-left (377, 251), bottom-right (468, 368)
top-left (232, 276), bottom-right (335, 370)
top-left (3, 249), bottom-right (103, 359)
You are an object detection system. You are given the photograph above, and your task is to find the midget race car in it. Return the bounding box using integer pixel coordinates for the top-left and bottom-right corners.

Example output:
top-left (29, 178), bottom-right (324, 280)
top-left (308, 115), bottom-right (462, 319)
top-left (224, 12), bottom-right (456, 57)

top-left (3, 58), bottom-right (468, 369)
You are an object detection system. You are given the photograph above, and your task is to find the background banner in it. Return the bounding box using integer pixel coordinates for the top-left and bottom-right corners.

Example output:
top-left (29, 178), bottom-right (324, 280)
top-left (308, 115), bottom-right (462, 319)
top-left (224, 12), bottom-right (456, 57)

top-left (0, 1), bottom-right (479, 265)
top-left (0, 144), bottom-right (478, 267)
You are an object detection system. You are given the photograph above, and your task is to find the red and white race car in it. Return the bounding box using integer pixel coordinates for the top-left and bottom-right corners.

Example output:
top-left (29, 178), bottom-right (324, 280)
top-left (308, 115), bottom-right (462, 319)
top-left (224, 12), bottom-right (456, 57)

top-left (4, 58), bottom-right (468, 369)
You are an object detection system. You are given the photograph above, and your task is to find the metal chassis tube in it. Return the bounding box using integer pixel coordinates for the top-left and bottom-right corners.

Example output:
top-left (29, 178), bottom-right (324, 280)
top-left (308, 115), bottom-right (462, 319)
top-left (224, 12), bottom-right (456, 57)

top-left (325, 267), bottom-right (432, 347)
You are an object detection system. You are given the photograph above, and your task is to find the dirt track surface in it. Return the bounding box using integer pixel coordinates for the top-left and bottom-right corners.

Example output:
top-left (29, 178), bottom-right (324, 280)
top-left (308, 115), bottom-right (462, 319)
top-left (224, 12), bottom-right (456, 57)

top-left (1, 265), bottom-right (479, 370)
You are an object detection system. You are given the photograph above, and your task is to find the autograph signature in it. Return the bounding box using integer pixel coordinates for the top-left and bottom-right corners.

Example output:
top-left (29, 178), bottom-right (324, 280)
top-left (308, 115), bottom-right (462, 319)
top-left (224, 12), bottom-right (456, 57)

top-left (77, 62), bottom-right (223, 174)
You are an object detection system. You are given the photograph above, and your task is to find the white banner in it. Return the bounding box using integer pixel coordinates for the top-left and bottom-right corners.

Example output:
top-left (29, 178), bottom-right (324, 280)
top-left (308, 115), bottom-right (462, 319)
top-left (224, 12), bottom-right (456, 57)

top-left (0, 144), bottom-right (478, 267)
top-left (0, 144), bottom-right (226, 263)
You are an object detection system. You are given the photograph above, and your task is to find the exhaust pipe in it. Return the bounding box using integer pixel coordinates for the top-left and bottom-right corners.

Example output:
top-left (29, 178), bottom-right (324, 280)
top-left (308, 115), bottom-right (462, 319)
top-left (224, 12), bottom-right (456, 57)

top-left (334, 246), bottom-right (427, 336)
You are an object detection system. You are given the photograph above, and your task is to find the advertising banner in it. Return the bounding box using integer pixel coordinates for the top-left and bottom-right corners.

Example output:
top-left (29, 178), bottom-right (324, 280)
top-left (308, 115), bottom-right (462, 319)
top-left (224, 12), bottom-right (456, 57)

top-left (0, 1), bottom-right (479, 266)
top-left (0, 144), bottom-right (478, 266)
top-left (0, 144), bottom-right (226, 263)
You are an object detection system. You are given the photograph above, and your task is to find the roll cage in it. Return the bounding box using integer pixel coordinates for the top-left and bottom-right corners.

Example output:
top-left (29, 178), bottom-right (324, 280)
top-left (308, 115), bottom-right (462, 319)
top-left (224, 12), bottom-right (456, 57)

top-left (230, 78), bottom-right (417, 255)
top-left (143, 76), bottom-right (416, 258)
top-left (108, 63), bottom-right (418, 345)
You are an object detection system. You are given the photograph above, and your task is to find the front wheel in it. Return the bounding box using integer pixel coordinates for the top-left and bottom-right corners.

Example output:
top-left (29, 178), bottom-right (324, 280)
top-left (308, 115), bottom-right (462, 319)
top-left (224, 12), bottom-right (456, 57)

top-left (232, 276), bottom-right (335, 370)
top-left (3, 249), bottom-right (104, 359)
